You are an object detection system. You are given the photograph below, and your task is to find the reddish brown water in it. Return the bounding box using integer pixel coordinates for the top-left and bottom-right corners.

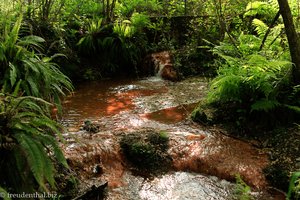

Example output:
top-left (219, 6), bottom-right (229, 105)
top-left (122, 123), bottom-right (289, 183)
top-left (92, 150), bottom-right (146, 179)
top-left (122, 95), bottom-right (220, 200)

top-left (141, 103), bottom-right (198, 124)
top-left (61, 77), bottom-right (285, 199)
top-left (61, 77), bottom-right (204, 131)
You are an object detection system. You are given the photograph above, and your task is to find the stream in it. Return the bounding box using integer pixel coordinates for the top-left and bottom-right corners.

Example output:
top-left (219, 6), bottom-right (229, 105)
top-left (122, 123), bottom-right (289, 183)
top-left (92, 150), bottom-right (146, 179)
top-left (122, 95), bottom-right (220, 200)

top-left (60, 76), bottom-right (284, 199)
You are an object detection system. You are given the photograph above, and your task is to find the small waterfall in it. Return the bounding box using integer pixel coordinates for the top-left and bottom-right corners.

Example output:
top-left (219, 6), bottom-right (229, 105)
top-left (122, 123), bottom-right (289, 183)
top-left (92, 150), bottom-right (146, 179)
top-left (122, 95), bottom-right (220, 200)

top-left (156, 63), bottom-right (165, 78)
top-left (150, 51), bottom-right (178, 81)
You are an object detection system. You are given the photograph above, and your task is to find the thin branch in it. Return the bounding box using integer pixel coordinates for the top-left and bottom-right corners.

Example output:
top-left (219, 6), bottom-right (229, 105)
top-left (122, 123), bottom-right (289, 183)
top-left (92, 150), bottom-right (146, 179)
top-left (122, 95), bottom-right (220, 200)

top-left (259, 10), bottom-right (280, 51)
top-left (268, 29), bottom-right (284, 48)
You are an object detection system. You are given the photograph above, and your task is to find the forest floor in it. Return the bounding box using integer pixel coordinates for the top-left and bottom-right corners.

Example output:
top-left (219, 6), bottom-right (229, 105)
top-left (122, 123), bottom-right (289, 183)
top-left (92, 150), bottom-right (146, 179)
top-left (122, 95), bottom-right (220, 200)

top-left (222, 122), bottom-right (300, 194)
top-left (260, 126), bottom-right (300, 192)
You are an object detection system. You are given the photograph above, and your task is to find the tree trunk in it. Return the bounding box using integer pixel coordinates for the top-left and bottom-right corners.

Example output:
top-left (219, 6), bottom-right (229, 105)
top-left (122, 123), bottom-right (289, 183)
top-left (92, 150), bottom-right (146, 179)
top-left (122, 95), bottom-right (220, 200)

top-left (110, 0), bottom-right (116, 22)
top-left (277, 0), bottom-right (300, 83)
top-left (27, 0), bottom-right (32, 18)
top-left (106, 0), bottom-right (110, 23)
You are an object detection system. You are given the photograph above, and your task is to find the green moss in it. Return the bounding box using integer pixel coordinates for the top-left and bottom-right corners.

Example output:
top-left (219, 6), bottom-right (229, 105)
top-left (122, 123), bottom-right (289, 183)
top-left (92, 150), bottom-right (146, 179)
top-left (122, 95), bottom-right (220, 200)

top-left (148, 131), bottom-right (169, 151)
top-left (119, 130), bottom-right (171, 172)
top-left (234, 174), bottom-right (254, 200)
top-left (191, 104), bottom-right (215, 124)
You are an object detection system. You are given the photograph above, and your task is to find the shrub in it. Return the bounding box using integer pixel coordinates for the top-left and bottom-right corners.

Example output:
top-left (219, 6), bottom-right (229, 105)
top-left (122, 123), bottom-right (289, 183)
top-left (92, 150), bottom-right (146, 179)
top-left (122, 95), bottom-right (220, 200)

top-left (77, 14), bottom-right (150, 78)
top-left (0, 14), bottom-right (73, 110)
top-left (0, 13), bottom-right (74, 195)
top-left (0, 92), bottom-right (68, 193)
top-left (192, 19), bottom-right (298, 128)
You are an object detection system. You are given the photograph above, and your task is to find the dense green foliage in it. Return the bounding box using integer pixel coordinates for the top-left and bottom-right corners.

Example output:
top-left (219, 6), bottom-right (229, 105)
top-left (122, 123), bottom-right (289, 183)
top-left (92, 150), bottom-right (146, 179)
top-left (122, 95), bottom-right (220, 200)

top-left (0, 0), bottom-right (246, 80)
top-left (0, 93), bottom-right (68, 193)
top-left (0, 4), bottom-right (73, 197)
top-left (192, 0), bottom-right (300, 129)
top-left (1, 0), bottom-right (300, 197)
top-left (0, 14), bottom-right (73, 106)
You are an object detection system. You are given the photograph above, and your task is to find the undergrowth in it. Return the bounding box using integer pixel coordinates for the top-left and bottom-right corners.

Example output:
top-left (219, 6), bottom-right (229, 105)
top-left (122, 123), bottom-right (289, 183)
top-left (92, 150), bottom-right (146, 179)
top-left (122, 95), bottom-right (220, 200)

top-left (192, 7), bottom-right (300, 130)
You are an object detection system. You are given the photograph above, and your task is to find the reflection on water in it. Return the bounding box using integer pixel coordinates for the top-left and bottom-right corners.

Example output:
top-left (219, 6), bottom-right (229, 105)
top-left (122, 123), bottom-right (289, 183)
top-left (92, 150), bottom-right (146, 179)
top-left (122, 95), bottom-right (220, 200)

top-left (142, 103), bottom-right (198, 124)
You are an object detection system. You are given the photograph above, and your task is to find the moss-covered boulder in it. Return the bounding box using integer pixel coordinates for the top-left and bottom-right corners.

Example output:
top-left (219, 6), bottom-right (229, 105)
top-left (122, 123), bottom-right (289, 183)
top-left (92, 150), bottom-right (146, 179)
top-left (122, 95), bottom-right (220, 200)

top-left (191, 103), bottom-right (217, 124)
top-left (119, 130), bottom-right (171, 173)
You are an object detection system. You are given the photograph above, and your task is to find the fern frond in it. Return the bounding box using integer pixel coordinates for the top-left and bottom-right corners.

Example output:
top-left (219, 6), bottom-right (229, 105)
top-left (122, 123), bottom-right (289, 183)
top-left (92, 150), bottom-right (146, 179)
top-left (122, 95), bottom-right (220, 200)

top-left (26, 76), bottom-right (39, 97)
top-left (34, 137), bottom-right (56, 189)
top-left (43, 53), bottom-right (67, 62)
top-left (268, 60), bottom-right (291, 71)
top-left (14, 111), bottom-right (39, 119)
top-left (208, 72), bottom-right (243, 103)
top-left (36, 133), bottom-right (68, 168)
top-left (17, 35), bottom-right (45, 53)
top-left (9, 62), bottom-right (17, 87)
top-left (12, 80), bottom-right (22, 97)
top-left (244, 1), bottom-right (277, 18)
top-left (14, 96), bottom-right (51, 112)
top-left (251, 99), bottom-right (280, 112)
top-left (247, 54), bottom-right (268, 66)
top-left (12, 122), bottom-right (41, 136)
top-left (15, 133), bottom-right (48, 191)
top-left (8, 14), bottom-right (22, 47)
top-left (238, 34), bottom-right (261, 55)
top-left (22, 57), bottom-right (41, 73)
top-left (284, 105), bottom-right (300, 113)
top-left (245, 1), bottom-right (267, 14)
top-left (31, 117), bottom-right (62, 136)
top-left (0, 186), bottom-right (10, 200)
top-left (287, 171), bottom-right (300, 199)
top-left (252, 18), bottom-right (268, 37)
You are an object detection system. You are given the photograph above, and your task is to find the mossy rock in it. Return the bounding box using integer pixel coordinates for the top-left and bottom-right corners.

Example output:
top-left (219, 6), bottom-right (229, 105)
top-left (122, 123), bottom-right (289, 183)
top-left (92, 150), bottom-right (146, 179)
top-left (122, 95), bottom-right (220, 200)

top-left (191, 103), bottom-right (216, 124)
top-left (55, 164), bottom-right (79, 199)
top-left (119, 130), bottom-right (171, 173)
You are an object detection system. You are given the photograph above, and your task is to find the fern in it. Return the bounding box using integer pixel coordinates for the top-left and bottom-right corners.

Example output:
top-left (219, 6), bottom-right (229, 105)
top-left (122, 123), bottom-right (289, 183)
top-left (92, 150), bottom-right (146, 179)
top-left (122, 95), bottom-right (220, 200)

top-left (208, 70), bottom-right (244, 103)
top-left (15, 133), bottom-right (49, 190)
top-left (206, 30), bottom-right (293, 122)
top-left (287, 172), bottom-right (300, 199)
top-left (251, 99), bottom-right (280, 112)
top-left (252, 18), bottom-right (268, 37)
top-left (0, 186), bottom-right (10, 200)
top-left (0, 92), bottom-right (69, 193)
top-left (9, 62), bottom-right (17, 86)
top-left (244, 1), bottom-right (277, 22)
top-left (77, 17), bottom-right (104, 54)
top-left (113, 21), bottom-right (134, 39)
top-left (130, 12), bottom-right (150, 33)
top-left (0, 15), bottom-right (73, 105)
